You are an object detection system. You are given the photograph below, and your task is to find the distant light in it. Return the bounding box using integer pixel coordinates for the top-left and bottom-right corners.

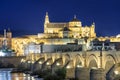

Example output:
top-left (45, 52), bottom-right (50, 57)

top-left (28, 61), bottom-right (31, 63)
top-left (39, 61), bottom-right (42, 64)
top-left (116, 34), bottom-right (120, 38)
top-left (46, 62), bottom-right (50, 65)
top-left (56, 63), bottom-right (60, 66)
top-left (0, 51), bottom-right (5, 56)
top-left (21, 59), bottom-right (25, 62)
top-left (114, 71), bottom-right (119, 75)
top-left (15, 77), bottom-right (19, 80)
top-left (66, 65), bottom-right (71, 69)
top-left (32, 61), bottom-right (34, 63)
top-left (91, 67), bottom-right (97, 69)
top-left (77, 65), bottom-right (83, 68)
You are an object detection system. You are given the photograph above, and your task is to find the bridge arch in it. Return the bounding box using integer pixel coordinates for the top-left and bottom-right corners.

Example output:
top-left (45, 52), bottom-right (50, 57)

top-left (106, 63), bottom-right (120, 80)
top-left (104, 54), bottom-right (116, 73)
top-left (51, 57), bottom-right (63, 69)
top-left (87, 54), bottom-right (98, 68)
top-left (74, 54), bottom-right (83, 68)
top-left (62, 53), bottom-right (71, 65)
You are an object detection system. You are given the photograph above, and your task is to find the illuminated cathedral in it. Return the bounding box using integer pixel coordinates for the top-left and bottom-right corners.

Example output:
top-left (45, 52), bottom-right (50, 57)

top-left (0, 12), bottom-right (120, 56)
top-left (42, 12), bottom-right (96, 38)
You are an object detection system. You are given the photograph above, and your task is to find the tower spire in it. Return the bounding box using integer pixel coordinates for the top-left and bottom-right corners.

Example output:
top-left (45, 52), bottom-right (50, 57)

top-left (92, 22), bottom-right (95, 27)
top-left (74, 14), bottom-right (76, 19)
top-left (8, 28), bottom-right (11, 32)
top-left (3, 29), bottom-right (7, 47)
top-left (46, 12), bottom-right (48, 15)
top-left (44, 12), bottom-right (50, 33)
top-left (45, 12), bottom-right (49, 24)
top-left (4, 29), bottom-right (6, 38)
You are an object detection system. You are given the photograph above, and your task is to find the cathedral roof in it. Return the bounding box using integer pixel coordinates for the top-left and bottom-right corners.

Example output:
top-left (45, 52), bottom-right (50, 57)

top-left (60, 27), bottom-right (71, 31)
top-left (71, 18), bottom-right (80, 22)
top-left (7, 28), bottom-right (11, 32)
top-left (47, 23), bottom-right (68, 28)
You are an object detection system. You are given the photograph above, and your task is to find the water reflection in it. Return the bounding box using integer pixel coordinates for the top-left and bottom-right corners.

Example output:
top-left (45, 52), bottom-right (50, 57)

top-left (0, 69), bottom-right (37, 80)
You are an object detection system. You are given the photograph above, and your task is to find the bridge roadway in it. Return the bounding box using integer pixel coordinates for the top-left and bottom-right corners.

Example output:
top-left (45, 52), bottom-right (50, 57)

top-left (19, 51), bottom-right (120, 80)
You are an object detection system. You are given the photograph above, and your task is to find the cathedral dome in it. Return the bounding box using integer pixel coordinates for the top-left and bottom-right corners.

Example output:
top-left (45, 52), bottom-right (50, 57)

top-left (70, 15), bottom-right (80, 22)
top-left (69, 15), bottom-right (82, 27)
top-left (71, 18), bottom-right (80, 22)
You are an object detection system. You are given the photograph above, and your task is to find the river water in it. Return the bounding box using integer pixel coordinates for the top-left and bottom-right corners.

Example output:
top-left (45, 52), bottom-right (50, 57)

top-left (0, 69), bottom-right (42, 80)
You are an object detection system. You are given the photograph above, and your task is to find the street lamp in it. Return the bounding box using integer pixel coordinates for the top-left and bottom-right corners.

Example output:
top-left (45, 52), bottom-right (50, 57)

top-left (82, 37), bottom-right (88, 67)
top-left (99, 42), bottom-right (103, 68)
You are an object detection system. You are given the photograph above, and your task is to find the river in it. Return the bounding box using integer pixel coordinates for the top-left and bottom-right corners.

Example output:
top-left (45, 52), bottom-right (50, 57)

top-left (0, 69), bottom-right (42, 80)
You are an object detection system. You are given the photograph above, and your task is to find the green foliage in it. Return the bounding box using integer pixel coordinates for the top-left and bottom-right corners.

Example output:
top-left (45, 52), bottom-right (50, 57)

top-left (6, 63), bottom-right (15, 68)
top-left (33, 68), bottom-right (66, 80)
top-left (39, 69), bottom-right (51, 78)
top-left (55, 68), bottom-right (66, 79)
top-left (44, 74), bottom-right (60, 80)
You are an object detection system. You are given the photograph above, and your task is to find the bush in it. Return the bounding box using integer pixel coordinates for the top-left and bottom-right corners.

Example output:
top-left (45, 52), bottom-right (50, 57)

top-left (55, 68), bottom-right (66, 79)
top-left (44, 74), bottom-right (60, 80)
top-left (6, 63), bottom-right (15, 68)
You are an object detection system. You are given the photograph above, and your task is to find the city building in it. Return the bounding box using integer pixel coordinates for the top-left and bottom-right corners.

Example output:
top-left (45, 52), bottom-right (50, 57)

top-left (12, 12), bottom-right (97, 55)
top-left (0, 29), bottom-right (15, 56)
top-left (0, 12), bottom-right (119, 56)
top-left (43, 12), bottom-right (96, 38)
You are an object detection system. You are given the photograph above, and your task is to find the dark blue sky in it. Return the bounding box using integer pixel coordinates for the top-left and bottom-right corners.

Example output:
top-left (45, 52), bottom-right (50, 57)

top-left (0, 0), bottom-right (120, 37)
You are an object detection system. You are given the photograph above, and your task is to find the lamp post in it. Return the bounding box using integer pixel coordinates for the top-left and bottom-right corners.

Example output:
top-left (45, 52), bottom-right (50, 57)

top-left (99, 42), bottom-right (103, 68)
top-left (82, 37), bottom-right (88, 67)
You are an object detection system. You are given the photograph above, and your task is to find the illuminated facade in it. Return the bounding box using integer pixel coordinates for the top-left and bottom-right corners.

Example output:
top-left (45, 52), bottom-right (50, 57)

top-left (0, 29), bottom-right (12, 48)
top-left (5, 12), bottom-right (120, 56)
top-left (0, 29), bottom-right (15, 56)
top-left (43, 12), bottom-right (96, 38)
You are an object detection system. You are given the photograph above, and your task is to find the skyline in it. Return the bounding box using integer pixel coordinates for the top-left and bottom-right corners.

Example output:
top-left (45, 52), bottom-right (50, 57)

top-left (0, 0), bottom-right (120, 37)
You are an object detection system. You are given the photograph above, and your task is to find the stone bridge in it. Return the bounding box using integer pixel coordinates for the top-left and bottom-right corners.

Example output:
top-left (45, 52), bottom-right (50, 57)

top-left (0, 56), bottom-right (26, 67)
top-left (20, 51), bottom-right (120, 80)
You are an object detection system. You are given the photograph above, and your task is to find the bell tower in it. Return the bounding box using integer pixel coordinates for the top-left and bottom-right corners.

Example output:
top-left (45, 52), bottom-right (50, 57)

top-left (90, 22), bottom-right (96, 38)
top-left (44, 12), bottom-right (50, 33)
top-left (6, 28), bottom-right (12, 48)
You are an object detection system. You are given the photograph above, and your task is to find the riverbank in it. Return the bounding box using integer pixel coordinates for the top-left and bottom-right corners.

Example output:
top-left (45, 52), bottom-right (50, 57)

top-left (0, 68), bottom-right (42, 80)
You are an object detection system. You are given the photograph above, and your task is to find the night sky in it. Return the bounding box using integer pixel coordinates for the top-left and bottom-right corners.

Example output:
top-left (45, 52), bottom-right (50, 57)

top-left (0, 0), bottom-right (120, 37)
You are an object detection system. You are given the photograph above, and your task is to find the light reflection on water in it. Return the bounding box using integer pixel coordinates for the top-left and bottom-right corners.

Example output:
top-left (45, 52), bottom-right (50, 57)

top-left (0, 69), bottom-right (37, 80)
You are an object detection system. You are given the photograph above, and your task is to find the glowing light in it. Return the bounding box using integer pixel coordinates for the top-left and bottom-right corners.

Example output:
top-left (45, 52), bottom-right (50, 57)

top-left (66, 65), bottom-right (71, 69)
top-left (114, 71), bottom-right (119, 75)
top-left (116, 34), bottom-right (120, 38)
top-left (32, 61), bottom-right (34, 63)
top-left (39, 61), bottom-right (42, 64)
top-left (28, 61), bottom-right (31, 63)
top-left (15, 77), bottom-right (19, 80)
top-left (46, 62), bottom-right (50, 65)
top-left (56, 63), bottom-right (60, 66)
top-left (21, 59), bottom-right (25, 62)
top-left (91, 67), bottom-right (97, 69)
top-left (77, 65), bottom-right (83, 68)
top-left (0, 51), bottom-right (5, 56)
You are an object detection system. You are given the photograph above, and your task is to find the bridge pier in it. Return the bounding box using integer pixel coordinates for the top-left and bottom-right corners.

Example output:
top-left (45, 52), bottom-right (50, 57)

top-left (51, 58), bottom-right (62, 74)
top-left (51, 63), bottom-right (61, 74)
top-left (75, 67), bottom-right (90, 80)
top-left (66, 68), bottom-right (75, 79)
top-left (41, 58), bottom-right (53, 71)
top-left (32, 63), bottom-right (42, 72)
top-left (90, 68), bottom-right (106, 80)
